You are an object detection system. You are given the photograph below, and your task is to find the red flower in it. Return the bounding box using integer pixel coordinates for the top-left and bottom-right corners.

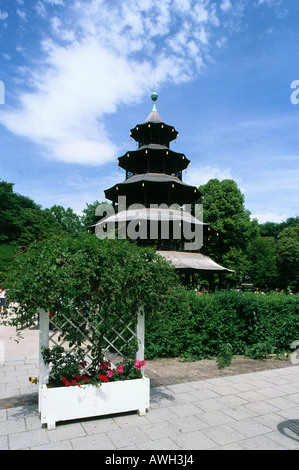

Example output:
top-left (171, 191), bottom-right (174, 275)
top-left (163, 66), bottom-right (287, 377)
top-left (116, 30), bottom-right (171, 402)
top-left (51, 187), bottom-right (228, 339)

top-left (64, 381), bottom-right (70, 387)
top-left (98, 375), bottom-right (109, 382)
top-left (62, 377), bottom-right (67, 383)
top-left (71, 380), bottom-right (76, 385)
top-left (76, 375), bottom-right (83, 380)
top-left (84, 377), bottom-right (89, 383)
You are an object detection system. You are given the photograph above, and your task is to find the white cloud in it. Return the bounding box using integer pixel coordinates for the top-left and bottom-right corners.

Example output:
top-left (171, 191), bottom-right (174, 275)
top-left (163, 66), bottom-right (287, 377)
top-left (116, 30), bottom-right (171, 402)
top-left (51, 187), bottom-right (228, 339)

top-left (216, 36), bottom-right (227, 48)
top-left (35, 1), bottom-right (47, 17)
top-left (0, 10), bottom-right (8, 20)
top-left (184, 165), bottom-right (236, 187)
top-left (16, 9), bottom-right (26, 21)
top-left (44, 0), bottom-right (64, 5)
top-left (220, 0), bottom-right (232, 12)
top-left (1, 37), bottom-right (155, 164)
top-left (0, 0), bottom-right (250, 165)
top-left (250, 211), bottom-right (289, 224)
top-left (21, 171), bottom-right (120, 214)
top-left (257, 0), bottom-right (279, 4)
top-left (173, 0), bottom-right (191, 12)
top-left (255, 0), bottom-right (288, 18)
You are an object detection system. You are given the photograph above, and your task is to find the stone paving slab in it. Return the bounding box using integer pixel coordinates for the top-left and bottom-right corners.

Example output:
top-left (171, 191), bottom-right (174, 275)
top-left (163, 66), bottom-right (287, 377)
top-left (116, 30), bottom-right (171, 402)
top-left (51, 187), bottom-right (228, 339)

top-left (1, 325), bottom-right (299, 450)
top-left (0, 365), bottom-right (298, 450)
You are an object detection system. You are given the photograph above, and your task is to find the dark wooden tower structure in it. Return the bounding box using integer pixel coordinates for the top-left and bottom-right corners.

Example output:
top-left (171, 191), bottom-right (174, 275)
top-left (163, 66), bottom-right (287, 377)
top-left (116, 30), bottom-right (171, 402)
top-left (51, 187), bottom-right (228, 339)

top-left (97, 92), bottom-right (233, 280)
top-left (105, 91), bottom-right (200, 210)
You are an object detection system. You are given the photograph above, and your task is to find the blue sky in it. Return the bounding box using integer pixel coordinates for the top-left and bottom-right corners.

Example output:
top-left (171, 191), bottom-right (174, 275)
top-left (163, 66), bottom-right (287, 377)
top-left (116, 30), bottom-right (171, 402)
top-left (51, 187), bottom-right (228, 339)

top-left (0, 0), bottom-right (298, 223)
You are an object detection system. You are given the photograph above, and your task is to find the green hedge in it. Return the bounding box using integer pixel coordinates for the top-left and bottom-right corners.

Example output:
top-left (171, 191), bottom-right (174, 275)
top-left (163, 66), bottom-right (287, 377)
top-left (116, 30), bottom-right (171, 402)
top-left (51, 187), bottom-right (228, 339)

top-left (145, 290), bottom-right (299, 359)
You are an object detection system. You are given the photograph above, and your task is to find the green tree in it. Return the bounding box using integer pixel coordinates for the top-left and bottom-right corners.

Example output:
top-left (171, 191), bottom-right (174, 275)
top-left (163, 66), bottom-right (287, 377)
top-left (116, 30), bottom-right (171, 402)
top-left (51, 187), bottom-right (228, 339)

top-left (198, 179), bottom-right (258, 285)
top-left (259, 221), bottom-right (281, 240)
top-left (276, 223), bottom-right (299, 291)
top-left (47, 205), bottom-right (82, 232)
top-left (81, 200), bottom-right (105, 228)
top-left (0, 180), bottom-right (60, 245)
top-left (259, 217), bottom-right (299, 240)
top-left (247, 236), bottom-right (278, 289)
top-left (0, 180), bottom-right (33, 243)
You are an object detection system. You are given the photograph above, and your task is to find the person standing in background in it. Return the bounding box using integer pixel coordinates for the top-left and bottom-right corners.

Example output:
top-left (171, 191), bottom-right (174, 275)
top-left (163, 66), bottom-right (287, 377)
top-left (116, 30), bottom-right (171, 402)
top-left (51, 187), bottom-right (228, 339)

top-left (0, 288), bottom-right (6, 313)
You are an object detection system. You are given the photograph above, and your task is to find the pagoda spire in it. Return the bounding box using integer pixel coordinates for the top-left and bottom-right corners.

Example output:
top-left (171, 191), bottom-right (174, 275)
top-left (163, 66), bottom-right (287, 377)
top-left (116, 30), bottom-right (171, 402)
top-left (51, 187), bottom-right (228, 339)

top-left (151, 90), bottom-right (158, 112)
top-left (143, 90), bottom-right (164, 124)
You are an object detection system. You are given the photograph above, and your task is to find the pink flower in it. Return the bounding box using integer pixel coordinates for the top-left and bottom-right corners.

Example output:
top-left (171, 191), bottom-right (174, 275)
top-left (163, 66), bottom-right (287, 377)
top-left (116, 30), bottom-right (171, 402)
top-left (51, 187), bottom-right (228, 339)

top-left (116, 365), bottom-right (123, 373)
top-left (134, 360), bottom-right (146, 369)
top-left (107, 370), bottom-right (114, 378)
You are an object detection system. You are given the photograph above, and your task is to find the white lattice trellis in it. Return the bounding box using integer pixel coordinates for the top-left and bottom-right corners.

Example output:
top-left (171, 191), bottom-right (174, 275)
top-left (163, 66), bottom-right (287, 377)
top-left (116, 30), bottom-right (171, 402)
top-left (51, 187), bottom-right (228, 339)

top-left (38, 305), bottom-right (149, 429)
top-left (38, 305), bottom-right (145, 386)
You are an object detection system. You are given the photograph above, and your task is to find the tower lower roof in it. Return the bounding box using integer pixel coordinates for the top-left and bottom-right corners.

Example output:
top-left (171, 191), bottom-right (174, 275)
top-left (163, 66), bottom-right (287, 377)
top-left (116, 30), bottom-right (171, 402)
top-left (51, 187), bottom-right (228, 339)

top-left (157, 251), bottom-right (234, 272)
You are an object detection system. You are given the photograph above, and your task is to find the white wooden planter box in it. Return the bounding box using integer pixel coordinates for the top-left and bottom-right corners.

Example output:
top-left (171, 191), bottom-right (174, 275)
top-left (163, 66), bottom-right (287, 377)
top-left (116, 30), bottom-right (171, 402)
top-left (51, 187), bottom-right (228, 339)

top-left (39, 377), bottom-right (150, 429)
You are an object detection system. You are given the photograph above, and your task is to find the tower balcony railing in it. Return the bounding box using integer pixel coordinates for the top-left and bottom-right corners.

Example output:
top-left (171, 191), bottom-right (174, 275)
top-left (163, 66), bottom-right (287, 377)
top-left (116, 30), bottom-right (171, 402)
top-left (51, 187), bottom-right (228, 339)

top-left (126, 169), bottom-right (182, 180)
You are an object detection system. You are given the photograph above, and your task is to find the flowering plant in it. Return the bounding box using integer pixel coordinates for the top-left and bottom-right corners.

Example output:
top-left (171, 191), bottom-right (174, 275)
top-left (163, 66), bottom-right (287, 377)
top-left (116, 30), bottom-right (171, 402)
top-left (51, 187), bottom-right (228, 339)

top-left (39, 345), bottom-right (146, 388)
top-left (28, 376), bottom-right (38, 384)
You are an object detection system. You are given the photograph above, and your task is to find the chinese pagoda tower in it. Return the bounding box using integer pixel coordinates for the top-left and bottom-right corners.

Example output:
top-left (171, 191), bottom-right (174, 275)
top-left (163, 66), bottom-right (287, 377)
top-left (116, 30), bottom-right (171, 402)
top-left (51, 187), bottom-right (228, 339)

top-left (97, 91), bottom-right (232, 282)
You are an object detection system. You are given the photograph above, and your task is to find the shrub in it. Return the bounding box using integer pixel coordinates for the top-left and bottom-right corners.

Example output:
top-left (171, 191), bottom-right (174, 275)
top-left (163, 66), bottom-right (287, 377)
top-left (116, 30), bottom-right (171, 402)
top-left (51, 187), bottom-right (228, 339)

top-left (145, 290), bottom-right (299, 360)
top-left (2, 232), bottom-right (181, 373)
top-left (217, 343), bottom-right (234, 369)
top-left (244, 341), bottom-right (276, 360)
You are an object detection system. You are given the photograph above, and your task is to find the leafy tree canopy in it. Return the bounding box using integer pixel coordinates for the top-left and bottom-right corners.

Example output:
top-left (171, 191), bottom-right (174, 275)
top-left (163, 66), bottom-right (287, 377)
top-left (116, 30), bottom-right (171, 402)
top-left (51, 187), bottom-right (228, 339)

top-left (81, 200), bottom-right (111, 228)
top-left (247, 236), bottom-right (278, 289)
top-left (276, 223), bottom-right (299, 291)
top-left (0, 179), bottom-right (60, 245)
top-left (47, 205), bottom-right (82, 232)
top-left (198, 179), bottom-right (258, 284)
top-left (259, 217), bottom-right (299, 240)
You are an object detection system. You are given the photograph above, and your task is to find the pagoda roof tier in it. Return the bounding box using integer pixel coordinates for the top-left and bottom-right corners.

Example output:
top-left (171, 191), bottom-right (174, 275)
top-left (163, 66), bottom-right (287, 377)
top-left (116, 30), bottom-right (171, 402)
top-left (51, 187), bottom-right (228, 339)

top-left (144, 109), bottom-right (164, 123)
top-left (130, 116), bottom-right (178, 145)
top-left (104, 173), bottom-right (201, 205)
top-left (157, 251), bottom-right (234, 272)
top-left (118, 144), bottom-right (190, 173)
top-left (93, 207), bottom-right (210, 228)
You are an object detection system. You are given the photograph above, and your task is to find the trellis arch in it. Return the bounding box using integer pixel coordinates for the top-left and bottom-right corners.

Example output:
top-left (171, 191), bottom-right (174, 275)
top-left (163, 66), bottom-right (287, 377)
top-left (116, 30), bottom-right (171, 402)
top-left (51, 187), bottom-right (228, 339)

top-left (38, 304), bottom-right (145, 388)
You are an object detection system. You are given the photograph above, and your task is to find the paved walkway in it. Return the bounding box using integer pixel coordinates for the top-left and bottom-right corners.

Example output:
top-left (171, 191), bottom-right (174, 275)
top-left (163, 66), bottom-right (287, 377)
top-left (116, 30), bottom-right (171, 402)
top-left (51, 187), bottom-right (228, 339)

top-left (1, 325), bottom-right (299, 450)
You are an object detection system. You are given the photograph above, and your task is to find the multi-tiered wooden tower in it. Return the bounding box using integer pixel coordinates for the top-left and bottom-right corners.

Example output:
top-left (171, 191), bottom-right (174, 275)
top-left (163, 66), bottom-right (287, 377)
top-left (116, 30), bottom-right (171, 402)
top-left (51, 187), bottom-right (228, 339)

top-left (97, 92), bottom-right (232, 282)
